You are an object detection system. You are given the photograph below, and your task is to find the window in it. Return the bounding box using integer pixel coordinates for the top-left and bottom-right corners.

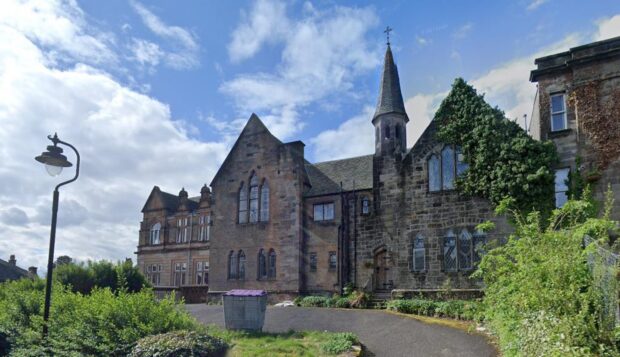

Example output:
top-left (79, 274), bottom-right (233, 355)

top-left (176, 218), bottom-right (188, 243)
top-left (550, 93), bottom-right (567, 131)
top-left (146, 264), bottom-right (162, 286)
top-left (442, 146), bottom-right (455, 190)
top-left (249, 173), bottom-right (259, 223)
top-left (384, 125), bottom-right (391, 139)
top-left (258, 249), bottom-right (267, 280)
top-left (260, 181), bottom-right (269, 222)
top-left (238, 250), bottom-right (246, 280)
top-left (198, 215), bottom-right (211, 241)
top-left (238, 182), bottom-right (248, 223)
top-left (268, 250), bottom-right (276, 279)
top-left (443, 230), bottom-right (457, 272)
top-left (328, 251), bottom-right (337, 270)
top-left (174, 262), bottom-right (186, 286)
top-left (458, 229), bottom-right (473, 270)
top-left (149, 223), bottom-right (161, 245)
top-left (196, 261), bottom-right (208, 285)
top-left (473, 230), bottom-right (486, 265)
top-left (456, 146), bottom-right (468, 176)
top-left (428, 154), bottom-right (441, 192)
top-left (313, 203), bottom-right (335, 221)
top-left (361, 197), bottom-right (370, 215)
top-left (555, 168), bottom-right (570, 208)
top-left (412, 234), bottom-right (425, 272)
top-left (228, 251), bottom-right (237, 279)
top-left (309, 252), bottom-right (317, 272)
top-left (395, 124), bottom-right (401, 139)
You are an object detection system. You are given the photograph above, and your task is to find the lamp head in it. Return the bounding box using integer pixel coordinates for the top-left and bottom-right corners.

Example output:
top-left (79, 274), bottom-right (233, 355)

top-left (35, 134), bottom-right (72, 177)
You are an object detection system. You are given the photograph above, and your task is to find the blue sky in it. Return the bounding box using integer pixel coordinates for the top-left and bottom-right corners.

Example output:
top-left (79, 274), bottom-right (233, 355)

top-left (0, 0), bottom-right (619, 270)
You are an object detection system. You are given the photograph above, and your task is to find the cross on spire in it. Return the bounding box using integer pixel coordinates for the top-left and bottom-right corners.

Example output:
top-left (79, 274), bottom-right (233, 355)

top-left (384, 26), bottom-right (393, 45)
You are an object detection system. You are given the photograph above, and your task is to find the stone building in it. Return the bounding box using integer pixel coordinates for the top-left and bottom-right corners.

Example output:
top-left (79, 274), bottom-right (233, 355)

top-left (530, 35), bottom-right (620, 218)
top-left (0, 255), bottom-right (37, 283)
top-left (137, 42), bottom-right (514, 300)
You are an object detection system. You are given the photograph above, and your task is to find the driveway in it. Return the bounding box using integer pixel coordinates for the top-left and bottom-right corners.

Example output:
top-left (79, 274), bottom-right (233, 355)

top-left (186, 305), bottom-right (496, 357)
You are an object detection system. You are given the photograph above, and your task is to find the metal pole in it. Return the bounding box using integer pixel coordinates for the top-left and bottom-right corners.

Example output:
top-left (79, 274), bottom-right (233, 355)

top-left (42, 189), bottom-right (59, 337)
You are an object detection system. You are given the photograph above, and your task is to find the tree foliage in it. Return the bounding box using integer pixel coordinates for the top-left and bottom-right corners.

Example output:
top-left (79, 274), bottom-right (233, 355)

top-left (435, 78), bottom-right (557, 214)
top-left (54, 259), bottom-right (149, 295)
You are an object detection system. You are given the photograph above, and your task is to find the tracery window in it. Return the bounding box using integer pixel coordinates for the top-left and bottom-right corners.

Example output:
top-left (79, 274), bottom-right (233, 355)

top-left (238, 251), bottom-right (246, 280)
top-left (442, 146), bottom-right (455, 190)
top-left (258, 249), bottom-right (267, 280)
top-left (238, 182), bottom-right (248, 223)
top-left (412, 234), bottom-right (425, 272)
top-left (149, 223), bottom-right (161, 245)
top-left (249, 173), bottom-right (259, 223)
top-left (458, 229), bottom-right (473, 270)
top-left (260, 180), bottom-right (269, 222)
top-left (428, 154), bottom-right (441, 192)
top-left (443, 230), bottom-right (457, 272)
top-left (428, 145), bottom-right (468, 192)
top-left (228, 251), bottom-right (237, 280)
top-left (268, 249), bottom-right (276, 279)
top-left (456, 146), bottom-right (469, 176)
top-left (442, 228), bottom-right (486, 272)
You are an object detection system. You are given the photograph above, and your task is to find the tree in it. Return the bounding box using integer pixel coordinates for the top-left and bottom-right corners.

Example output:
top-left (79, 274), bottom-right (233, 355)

top-left (435, 78), bottom-right (557, 215)
top-left (55, 255), bottom-right (72, 266)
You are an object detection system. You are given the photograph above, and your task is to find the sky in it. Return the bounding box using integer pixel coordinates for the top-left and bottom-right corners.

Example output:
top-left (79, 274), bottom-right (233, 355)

top-left (1, 0), bottom-right (619, 272)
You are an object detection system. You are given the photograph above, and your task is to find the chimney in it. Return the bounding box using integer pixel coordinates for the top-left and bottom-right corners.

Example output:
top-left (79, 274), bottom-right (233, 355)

top-left (28, 266), bottom-right (38, 277)
top-left (8, 255), bottom-right (16, 266)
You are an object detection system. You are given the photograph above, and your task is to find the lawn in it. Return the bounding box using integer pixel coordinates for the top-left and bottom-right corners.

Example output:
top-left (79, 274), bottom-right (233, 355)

top-left (206, 326), bottom-right (360, 356)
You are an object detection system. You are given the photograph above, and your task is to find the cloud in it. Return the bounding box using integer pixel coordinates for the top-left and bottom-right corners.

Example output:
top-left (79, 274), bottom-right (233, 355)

top-left (129, 38), bottom-right (163, 67)
top-left (416, 36), bottom-right (429, 46)
top-left (310, 106), bottom-right (375, 162)
top-left (594, 15), bottom-right (620, 41)
top-left (222, 1), bottom-right (380, 140)
top-left (0, 1), bottom-right (227, 271)
top-left (453, 23), bottom-right (473, 39)
top-left (527, 0), bottom-right (549, 11)
top-left (130, 1), bottom-right (199, 69)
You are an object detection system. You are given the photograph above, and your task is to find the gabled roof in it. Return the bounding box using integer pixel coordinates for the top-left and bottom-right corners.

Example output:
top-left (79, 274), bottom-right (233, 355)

top-left (373, 44), bottom-right (409, 123)
top-left (304, 155), bottom-right (373, 197)
top-left (0, 258), bottom-right (29, 283)
top-left (141, 186), bottom-right (198, 213)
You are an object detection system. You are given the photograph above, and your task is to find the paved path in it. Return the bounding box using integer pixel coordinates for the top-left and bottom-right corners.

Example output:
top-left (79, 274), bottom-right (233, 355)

top-left (186, 305), bottom-right (496, 357)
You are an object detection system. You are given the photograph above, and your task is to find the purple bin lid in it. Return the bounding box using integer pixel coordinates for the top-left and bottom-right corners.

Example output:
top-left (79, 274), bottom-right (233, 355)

top-left (224, 289), bottom-right (267, 297)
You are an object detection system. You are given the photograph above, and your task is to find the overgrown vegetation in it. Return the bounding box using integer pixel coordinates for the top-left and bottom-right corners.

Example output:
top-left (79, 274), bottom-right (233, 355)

top-left (130, 330), bottom-right (227, 357)
top-left (386, 299), bottom-right (484, 321)
top-left (54, 259), bottom-right (150, 294)
top-left (0, 277), bottom-right (201, 355)
top-left (295, 288), bottom-right (370, 309)
top-left (475, 188), bottom-right (619, 356)
top-left (435, 78), bottom-right (557, 215)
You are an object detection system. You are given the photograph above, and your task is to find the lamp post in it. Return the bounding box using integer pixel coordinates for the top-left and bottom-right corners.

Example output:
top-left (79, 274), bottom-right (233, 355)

top-left (34, 133), bottom-right (80, 338)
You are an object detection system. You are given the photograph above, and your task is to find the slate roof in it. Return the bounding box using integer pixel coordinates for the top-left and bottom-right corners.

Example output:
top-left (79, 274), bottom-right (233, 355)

top-left (0, 258), bottom-right (29, 283)
top-left (304, 155), bottom-right (373, 197)
top-left (373, 45), bottom-right (409, 123)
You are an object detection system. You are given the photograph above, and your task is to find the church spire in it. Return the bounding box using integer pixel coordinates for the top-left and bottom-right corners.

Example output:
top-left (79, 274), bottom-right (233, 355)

top-left (372, 40), bottom-right (408, 124)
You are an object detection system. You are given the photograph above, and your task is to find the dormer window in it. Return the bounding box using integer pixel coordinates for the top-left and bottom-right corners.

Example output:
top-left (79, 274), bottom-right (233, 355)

top-left (550, 93), bottom-right (567, 131)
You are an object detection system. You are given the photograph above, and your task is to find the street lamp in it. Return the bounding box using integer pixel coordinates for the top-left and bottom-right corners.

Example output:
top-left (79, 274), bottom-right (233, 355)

top-left (34, 133), bottom-right (80, 338)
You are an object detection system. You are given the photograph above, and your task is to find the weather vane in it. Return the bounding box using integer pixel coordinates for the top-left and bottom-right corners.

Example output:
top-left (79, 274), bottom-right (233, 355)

top-left (384, 26), bottom-right (393, 45)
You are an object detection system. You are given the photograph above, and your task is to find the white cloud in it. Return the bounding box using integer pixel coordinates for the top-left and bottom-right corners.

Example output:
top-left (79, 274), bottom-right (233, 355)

top-left (130, 1), bottom-right (199, 70)
top-left (453, 23), bottom-right (473, 39)
top-left (416, 36), bottom-right (429, 46)
top-left (129, 38), bottom-right (163, 67)
top-left (0, 1), bottom-right (227, 272)
top-left (527, 0), bottom-right (549, 11)
top-left (223, 1), bottom-right (380, 140)
top-left (594, 15), bottom-right (620, 41)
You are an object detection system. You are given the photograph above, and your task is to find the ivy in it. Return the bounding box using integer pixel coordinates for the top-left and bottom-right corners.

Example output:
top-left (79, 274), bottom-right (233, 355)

top-left (435, 78), bottom-right (557, 215)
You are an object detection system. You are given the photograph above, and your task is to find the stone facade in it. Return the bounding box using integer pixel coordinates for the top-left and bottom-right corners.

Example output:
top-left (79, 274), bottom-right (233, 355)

top-left (530, 36), bottom-right (620, 220)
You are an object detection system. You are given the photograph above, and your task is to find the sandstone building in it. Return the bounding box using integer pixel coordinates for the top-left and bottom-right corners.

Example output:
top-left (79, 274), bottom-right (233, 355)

top-left (137, 42), bottom-right (512, 300)
top-left (530, 36), bottom-right (620, 218)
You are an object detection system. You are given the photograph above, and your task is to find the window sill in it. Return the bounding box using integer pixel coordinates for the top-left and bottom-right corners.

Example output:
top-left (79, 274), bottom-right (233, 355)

top-left (547, 128), bottom-right (572, 138)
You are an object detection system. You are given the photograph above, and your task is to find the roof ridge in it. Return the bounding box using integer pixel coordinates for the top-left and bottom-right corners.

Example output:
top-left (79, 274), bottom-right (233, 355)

top-left (312, 154), bottom-right (373, 166)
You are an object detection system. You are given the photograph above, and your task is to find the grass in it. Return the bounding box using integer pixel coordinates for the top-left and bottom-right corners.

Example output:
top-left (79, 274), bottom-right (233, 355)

top-left (206, 326), bottom-right (358, 356)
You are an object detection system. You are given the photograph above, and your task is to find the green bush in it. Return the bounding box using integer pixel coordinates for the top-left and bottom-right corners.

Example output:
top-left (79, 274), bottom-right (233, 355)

top-left (129, 330), bottom-right (228, 357)
top-left (333, 297), bottom-right (350, 308)
top-left (477, 192), bottom-right (619, 356)
top-left (54, 260), bottom-right (149, 295)
top-left (347, 290), bottom-right (370, 309)
top-left (0, 279), bottom-right (201, 355)
top-left (386, 298), bottom-right (483, 321)
top-left (320, 332), bottom-right (359, 355)
top-left (298, 296), bottom-right (329, 307)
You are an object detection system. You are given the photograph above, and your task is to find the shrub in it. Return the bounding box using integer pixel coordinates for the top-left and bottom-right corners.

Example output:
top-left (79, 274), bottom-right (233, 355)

top-left (298, 296), bottom-right (329, 307)
top-left (129, 330), bottom-right (228, 357)
top-left (333, 297), bottom-right (350, 308)
top-left (320, 332), bottom-right (359, 355)
top-left (347, 290), bottom-right (370, 309)
top-left (54, 260), bottom-right (149, 295)
top-left (386, 299), bottom-right (483, 321)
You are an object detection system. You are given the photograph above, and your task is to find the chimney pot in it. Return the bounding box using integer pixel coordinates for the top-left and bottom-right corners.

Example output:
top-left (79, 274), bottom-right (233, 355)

top-left (28, 266), bottom-right (38, 276)
top-left (8, 255), bottom-right (16, 266)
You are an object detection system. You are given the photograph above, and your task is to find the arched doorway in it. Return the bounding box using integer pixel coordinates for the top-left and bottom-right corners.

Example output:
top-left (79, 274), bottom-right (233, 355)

top-left (374, 249), bottom-right (390, 291)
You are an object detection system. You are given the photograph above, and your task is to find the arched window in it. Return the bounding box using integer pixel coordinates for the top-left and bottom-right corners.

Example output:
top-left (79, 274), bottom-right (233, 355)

top-left (428, 154), bottom-right (441, 192)
top-left (384, 125), bottom-right (391, 139)
top-left (442, 146), bottom-right (455, 190)
top-left (443, 230), bottom-right (457, 272)
top-left (238, 250), bottom-right (246, 280)
top-left (456, 146), bottom-right (468, 176)
top-left (395, 124), bottom-right (401, 139)
top-left (257, 249), bottom-right (267, 280)
top-left (228, 251), bottom-right (237, 279)
top-left (149, 223), bottom-right (161, 245)
top-left (238, 182), bottom-right (248, 224)
top-left (268, 249), bottom-right (276, 279)
top-left (361, 196), bottom-right (370, 215)
top-left (458, 229), bottom-right (473, 270)
top-left (412, 234), bottom-right (425, 272)
top-left (249, 173), bottom-right (259, 223)
top-left (260, 180), bottom-right (269, 222)
top-left (473, 230), bottom-right (486, 265)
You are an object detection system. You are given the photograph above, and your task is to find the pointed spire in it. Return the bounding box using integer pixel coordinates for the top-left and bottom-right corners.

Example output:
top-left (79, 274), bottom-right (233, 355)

top-left (373, 44), bottom-right (409, 123)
